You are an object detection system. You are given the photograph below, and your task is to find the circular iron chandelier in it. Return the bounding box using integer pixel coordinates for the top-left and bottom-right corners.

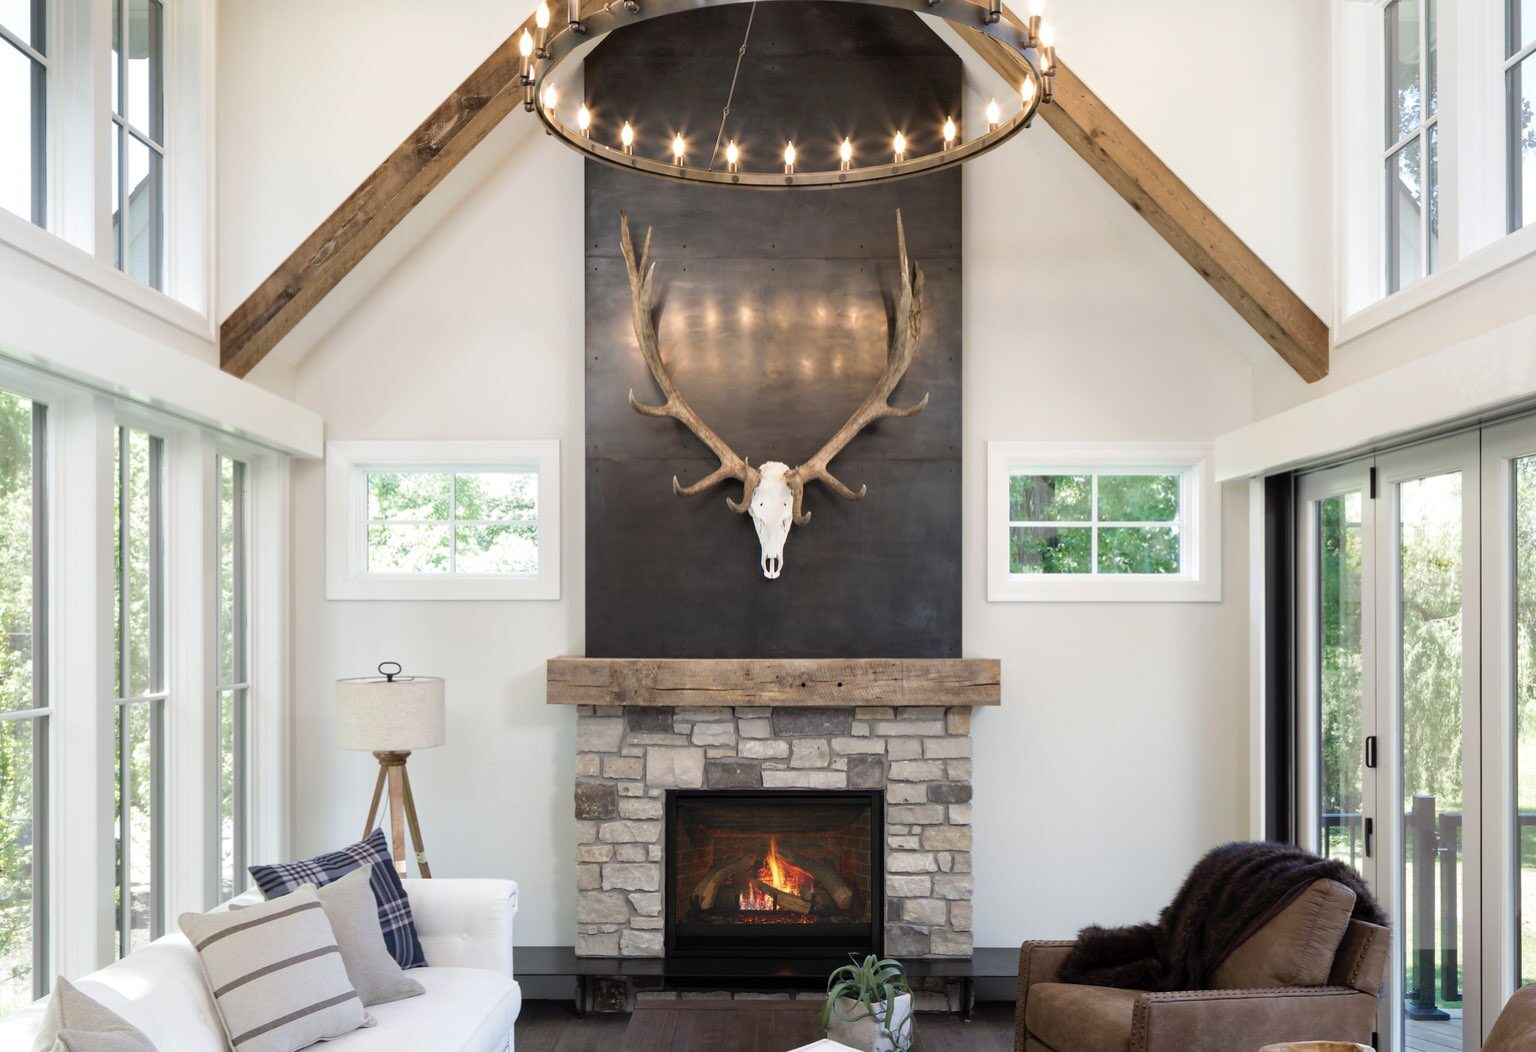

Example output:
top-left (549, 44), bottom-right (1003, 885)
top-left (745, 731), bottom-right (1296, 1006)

top-left (516, 0), bottom-right (1057, 189)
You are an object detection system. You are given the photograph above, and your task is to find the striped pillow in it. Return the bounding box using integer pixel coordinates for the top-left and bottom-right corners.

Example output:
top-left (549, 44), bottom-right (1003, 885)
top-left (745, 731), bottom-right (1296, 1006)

top-left (249, 829), bottom-right (427, 969)
top-left (179, 885), bottom-right (368, 1052)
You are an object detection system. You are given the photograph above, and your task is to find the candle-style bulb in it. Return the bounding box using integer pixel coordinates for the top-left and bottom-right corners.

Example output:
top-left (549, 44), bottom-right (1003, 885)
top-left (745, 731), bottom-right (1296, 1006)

top-left (536, 1), bottom-right (551, 28)
top-left (943, 116), bottom-right (957, 147)
top-left (577, 104), bottom-right (591, 133)
top-left (1022, 78), bottom-right (1037, 104)
top-left (673, 133), bottom-right (686, 163)
top-left (1027, 0), bottom-right (1045, 15)
top-left (520, 29), bottom-right (534, 57)
top-left (1038, 22), bottom-right (1056, 48)
top-left (544, 84), bottom-right (559, 109)
top-left (840, 137), bottom-right (853, 165)
top-left (986, 98), bottom-right (1001, 128)
top-left (893, 131), bottom-right (907, 161)
top-left (726, 139), bottom-right (740, 168)
top-left (783, 140), bottom-right (797, 172)
top-left (621, 121), bottom-right (634, 153)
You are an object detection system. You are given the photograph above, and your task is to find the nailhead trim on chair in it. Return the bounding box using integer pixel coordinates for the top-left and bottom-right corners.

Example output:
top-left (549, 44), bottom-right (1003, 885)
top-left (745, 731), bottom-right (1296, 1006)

top-left (1017, 942), bottom-right (1076, 1052)
top-left (1129, 986), bottom-right (1368, 1052)
top-left (1339, 926), bottom-right (1379, 991)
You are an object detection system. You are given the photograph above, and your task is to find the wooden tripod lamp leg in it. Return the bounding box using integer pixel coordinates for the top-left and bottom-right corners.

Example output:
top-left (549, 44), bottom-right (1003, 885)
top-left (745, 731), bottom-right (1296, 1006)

top-left (399, 765), bottom-right (432, 879)
top-left (384, 757), bottom-right (408, 878)
top-left (363, 762), bottom-right (388, 841)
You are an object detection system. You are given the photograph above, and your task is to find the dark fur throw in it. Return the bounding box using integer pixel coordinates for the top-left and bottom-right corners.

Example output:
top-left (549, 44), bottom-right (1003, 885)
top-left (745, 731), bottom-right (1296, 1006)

top-left (1058, 841), bottom-right (1386, 992)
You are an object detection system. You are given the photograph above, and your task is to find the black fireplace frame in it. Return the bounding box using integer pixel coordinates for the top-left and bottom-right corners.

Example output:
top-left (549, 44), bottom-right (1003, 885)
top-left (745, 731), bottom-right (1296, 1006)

top-left (664, 788), bottom-right (885, 959)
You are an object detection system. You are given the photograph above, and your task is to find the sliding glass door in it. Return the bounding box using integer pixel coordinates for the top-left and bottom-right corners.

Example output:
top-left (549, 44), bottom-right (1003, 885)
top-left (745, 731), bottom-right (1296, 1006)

top-left (1297, 434), bottom-right (1484, 1052)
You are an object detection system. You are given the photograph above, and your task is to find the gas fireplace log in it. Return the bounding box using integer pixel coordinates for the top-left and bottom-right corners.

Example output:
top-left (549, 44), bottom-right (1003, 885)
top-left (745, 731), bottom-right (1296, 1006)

top-left (692, 854), bottom-right (757, 911)
top-left (778, 846), bottom-right (854, 911)
top-left (750, 880), bottom-right (812, 914)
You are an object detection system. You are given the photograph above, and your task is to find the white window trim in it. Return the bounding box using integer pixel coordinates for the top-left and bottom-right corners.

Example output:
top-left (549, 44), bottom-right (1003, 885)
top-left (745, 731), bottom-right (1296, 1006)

top-left (1334, 0), bottom-right (1536, 346)
top-left (0, 0), bottom-right (213, 324)
top-left (986, 441), bottom-right (1221, 603)
top-left (326, 440), bottom-right (562, 602)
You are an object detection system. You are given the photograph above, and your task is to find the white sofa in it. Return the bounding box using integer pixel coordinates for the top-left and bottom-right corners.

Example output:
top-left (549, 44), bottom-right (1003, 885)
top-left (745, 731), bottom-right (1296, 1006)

top-left (0, 878), bottom-right (522, 1052)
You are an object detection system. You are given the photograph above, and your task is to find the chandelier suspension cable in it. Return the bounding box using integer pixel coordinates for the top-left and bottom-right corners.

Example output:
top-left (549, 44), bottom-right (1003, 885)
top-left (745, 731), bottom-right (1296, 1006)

top-left (706, 2), bottom-right (758, 172)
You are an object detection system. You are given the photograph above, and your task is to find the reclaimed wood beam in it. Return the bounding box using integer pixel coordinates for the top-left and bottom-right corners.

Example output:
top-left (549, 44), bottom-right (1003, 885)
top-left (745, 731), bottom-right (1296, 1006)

top-left (217, 18), bottom-right (539, 377)
top-left (955, 27), bottom-right (1330, 382)
top-left (546, 657), bottom-right (1002, 708)
top-left (221, 7), bottom-right (1329, 382)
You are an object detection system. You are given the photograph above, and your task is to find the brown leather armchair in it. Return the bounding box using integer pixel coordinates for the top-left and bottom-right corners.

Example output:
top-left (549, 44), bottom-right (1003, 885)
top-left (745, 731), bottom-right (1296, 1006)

top-left (1015, 879), bottom-right (1391, 1052)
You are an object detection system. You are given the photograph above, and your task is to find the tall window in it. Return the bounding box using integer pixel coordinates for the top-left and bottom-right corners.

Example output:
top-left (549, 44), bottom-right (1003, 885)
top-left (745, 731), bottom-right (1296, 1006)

top-left (215, 456), bottom-right (248, 900)
top-left (113, 426), bottom-right (163, 957)
top-left (110, 0), bottom-right (164, 290)
top-left (0, 0), bottom-right (47, 225)
top-left (1385, 0), bottom-right (1439, 294)
top-left (1511, 0), bottom-right (1536, 231)
top-left (0, 392), bottom-right (46, 1014)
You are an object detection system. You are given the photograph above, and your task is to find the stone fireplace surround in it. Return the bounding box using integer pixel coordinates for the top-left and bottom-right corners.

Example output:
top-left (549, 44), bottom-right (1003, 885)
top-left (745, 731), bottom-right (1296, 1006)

top-left (550, 657), bottom-right (1000, 962)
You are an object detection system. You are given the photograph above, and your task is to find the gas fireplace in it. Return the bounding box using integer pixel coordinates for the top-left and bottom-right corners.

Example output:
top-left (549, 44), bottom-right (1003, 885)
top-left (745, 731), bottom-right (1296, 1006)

top-left (665, 789), bottom-right (883, 958)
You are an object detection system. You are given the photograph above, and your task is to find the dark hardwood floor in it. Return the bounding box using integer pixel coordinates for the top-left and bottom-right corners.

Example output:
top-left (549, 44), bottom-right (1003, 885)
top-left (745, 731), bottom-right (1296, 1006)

top-left (515, 1000), bottom-right (1017, 1052)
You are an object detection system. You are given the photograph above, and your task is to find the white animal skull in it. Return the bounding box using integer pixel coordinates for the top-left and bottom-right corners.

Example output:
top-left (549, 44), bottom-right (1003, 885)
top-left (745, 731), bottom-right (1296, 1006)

top-left (749, 462), bottom-right (796, 579)
top-left (621, 210), bottom-right (927, 580)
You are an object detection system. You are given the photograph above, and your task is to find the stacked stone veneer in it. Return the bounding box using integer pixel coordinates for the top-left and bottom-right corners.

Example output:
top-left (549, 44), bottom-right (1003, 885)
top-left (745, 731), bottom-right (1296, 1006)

top-left (574, 704), bottom-right (974, 958)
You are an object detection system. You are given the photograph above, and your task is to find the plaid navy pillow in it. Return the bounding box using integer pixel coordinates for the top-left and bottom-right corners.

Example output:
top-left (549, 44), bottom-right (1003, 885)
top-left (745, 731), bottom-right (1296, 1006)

top-left (249, 828), bottom-right (427, 969)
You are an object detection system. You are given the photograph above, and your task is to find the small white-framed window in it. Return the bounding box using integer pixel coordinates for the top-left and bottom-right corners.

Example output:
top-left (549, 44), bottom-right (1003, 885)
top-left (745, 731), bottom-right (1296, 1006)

top-left (1385, 0), bottom-right (1440, 294)
top-left (986, 442), bottom-right (1220, 603)
top-left (326, 441), bottom-right (561, 601)
top-left (0, 0), bottom-right (47, 226)
top-left (1509, 0), bottom-right (1536, 231)
top-left (110, 0), bottom-right (165, 290)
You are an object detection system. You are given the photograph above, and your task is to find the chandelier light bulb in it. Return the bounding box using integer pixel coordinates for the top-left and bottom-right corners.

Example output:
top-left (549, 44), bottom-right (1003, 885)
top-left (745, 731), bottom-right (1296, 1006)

top-left (783, 140), bottom-right (797, 174)
top-left (839, 137), bottom-right (853, 171)
top-left (986, 98), bottom-right (1001, 130)
top-left (621, 120), bottom-right (634, 153)
top-left (673, 133), bottom-right (686, 164)
top-left (943, 116), bottom-right (957, 150)
top-left (577, 104), bottom-right (591, 134)
top-left (520, 29), bottom-right (534, 58)
top-left (536, 1), bottom-right (551, 28)
top-left (726, 139), bottom-right (740, 172)
top-left (1038, 22), bottom-right (1056, 48)
top-left (1022, 77), bottom-right (1037, 105)
top-left (1027, 0), bottom-right (1045, 15)
top-left (893, 131), bottom-right (907, 162)
top-left (544, 84), bottom-right (559, 109)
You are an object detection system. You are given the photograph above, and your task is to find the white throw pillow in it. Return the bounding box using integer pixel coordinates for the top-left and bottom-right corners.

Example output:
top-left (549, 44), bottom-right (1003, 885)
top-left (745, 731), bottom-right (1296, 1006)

top-left (179, 884), bottom-right (368, 1052)
top-left (30, 977), bottom-right (155, 1052)
top-left (233, 867), bottom-right (423, 1007)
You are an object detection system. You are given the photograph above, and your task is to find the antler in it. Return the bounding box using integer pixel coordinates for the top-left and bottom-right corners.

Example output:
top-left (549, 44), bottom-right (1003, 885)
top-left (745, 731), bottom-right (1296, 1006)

top-left (785, 209), bottom-right (928, 525)
top-left (622, 212), bottom-right (760, 512)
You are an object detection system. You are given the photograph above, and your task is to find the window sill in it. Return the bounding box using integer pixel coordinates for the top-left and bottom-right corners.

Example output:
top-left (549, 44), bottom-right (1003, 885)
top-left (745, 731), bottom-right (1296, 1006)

top-left (327, 574), bottom-right (561, 602)
top-left (0, 208), bottom-right (212, 344)
top-left (1336, 222), bottom-right (1536, 348)
top-left (986, 574), bottom-right (1222, 604)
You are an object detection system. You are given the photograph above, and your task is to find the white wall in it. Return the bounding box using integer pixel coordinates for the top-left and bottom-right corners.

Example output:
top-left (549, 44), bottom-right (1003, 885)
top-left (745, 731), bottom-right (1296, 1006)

top-left (278, 115), bottom-right (1262, 951)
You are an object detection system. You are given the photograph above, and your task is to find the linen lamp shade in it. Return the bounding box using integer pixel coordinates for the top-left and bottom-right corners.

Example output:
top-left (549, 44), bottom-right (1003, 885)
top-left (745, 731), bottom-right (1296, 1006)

top-left (336, 670), bottom-right (445, 753)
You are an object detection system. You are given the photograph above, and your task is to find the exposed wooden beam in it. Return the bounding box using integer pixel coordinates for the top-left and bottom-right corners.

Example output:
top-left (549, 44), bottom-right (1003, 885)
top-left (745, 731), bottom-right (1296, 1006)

top-left (218, 19), bottom-right (538, 377)
top-left (955, 26), bottom-right (1328, 381)
top-left (221, 10), bottom-right (1329, 382)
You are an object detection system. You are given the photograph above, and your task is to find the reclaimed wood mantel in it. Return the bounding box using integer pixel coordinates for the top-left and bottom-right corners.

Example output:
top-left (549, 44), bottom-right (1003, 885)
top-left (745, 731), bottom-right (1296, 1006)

top-left (545, 657), bottom-right (1000, 708)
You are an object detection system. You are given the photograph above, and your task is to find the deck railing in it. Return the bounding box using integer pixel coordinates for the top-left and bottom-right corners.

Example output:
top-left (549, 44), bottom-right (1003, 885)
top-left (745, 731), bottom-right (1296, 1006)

top-left (1322, 797), bottom-right (1536, 1019)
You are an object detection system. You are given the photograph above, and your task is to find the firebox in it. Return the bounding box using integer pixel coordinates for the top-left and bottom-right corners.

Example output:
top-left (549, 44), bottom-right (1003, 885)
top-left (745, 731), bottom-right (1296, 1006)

top-left (665, 789), bottom-right (883, 958)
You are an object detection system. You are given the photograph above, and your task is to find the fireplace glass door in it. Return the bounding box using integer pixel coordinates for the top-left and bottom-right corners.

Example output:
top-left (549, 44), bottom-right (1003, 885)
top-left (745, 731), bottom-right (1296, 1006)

top-left (667, 790), bottom-right (881, 957)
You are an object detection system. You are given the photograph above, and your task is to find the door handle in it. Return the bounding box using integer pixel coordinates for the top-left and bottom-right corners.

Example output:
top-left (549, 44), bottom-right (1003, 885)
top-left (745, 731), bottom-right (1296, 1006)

top-left (1365, 816), bottom-right (1374, 858)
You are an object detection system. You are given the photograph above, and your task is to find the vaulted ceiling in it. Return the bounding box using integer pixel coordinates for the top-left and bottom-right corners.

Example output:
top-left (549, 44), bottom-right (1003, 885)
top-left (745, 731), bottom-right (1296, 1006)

top-left (218, 2), bottom-right (1329, 383)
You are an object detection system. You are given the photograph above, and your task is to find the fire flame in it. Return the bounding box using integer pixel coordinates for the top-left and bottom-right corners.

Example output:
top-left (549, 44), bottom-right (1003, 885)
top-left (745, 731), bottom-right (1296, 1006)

top-left (737, 838), bottom-right (814, 911)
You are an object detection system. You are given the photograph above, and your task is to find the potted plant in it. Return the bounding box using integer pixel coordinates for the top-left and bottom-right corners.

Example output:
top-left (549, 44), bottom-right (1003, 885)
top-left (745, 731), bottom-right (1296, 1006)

top-left (819, 954), bottom-right (914, 1052)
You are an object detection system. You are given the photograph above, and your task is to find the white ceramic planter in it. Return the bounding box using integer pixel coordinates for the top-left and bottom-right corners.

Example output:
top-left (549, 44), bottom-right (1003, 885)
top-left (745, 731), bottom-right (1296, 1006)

top-left (824, 993), bottom-right (914, 1052)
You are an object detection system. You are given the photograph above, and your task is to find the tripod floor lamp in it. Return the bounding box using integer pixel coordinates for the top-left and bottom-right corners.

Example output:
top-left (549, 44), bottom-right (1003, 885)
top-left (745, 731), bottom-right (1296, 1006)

top-left (337, 662), bottom-right (445, 878)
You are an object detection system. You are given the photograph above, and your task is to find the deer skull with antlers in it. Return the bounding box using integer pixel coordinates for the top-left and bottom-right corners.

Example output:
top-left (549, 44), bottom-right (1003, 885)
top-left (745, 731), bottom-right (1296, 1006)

top-left (621, 210), bottom-right (928, 579)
